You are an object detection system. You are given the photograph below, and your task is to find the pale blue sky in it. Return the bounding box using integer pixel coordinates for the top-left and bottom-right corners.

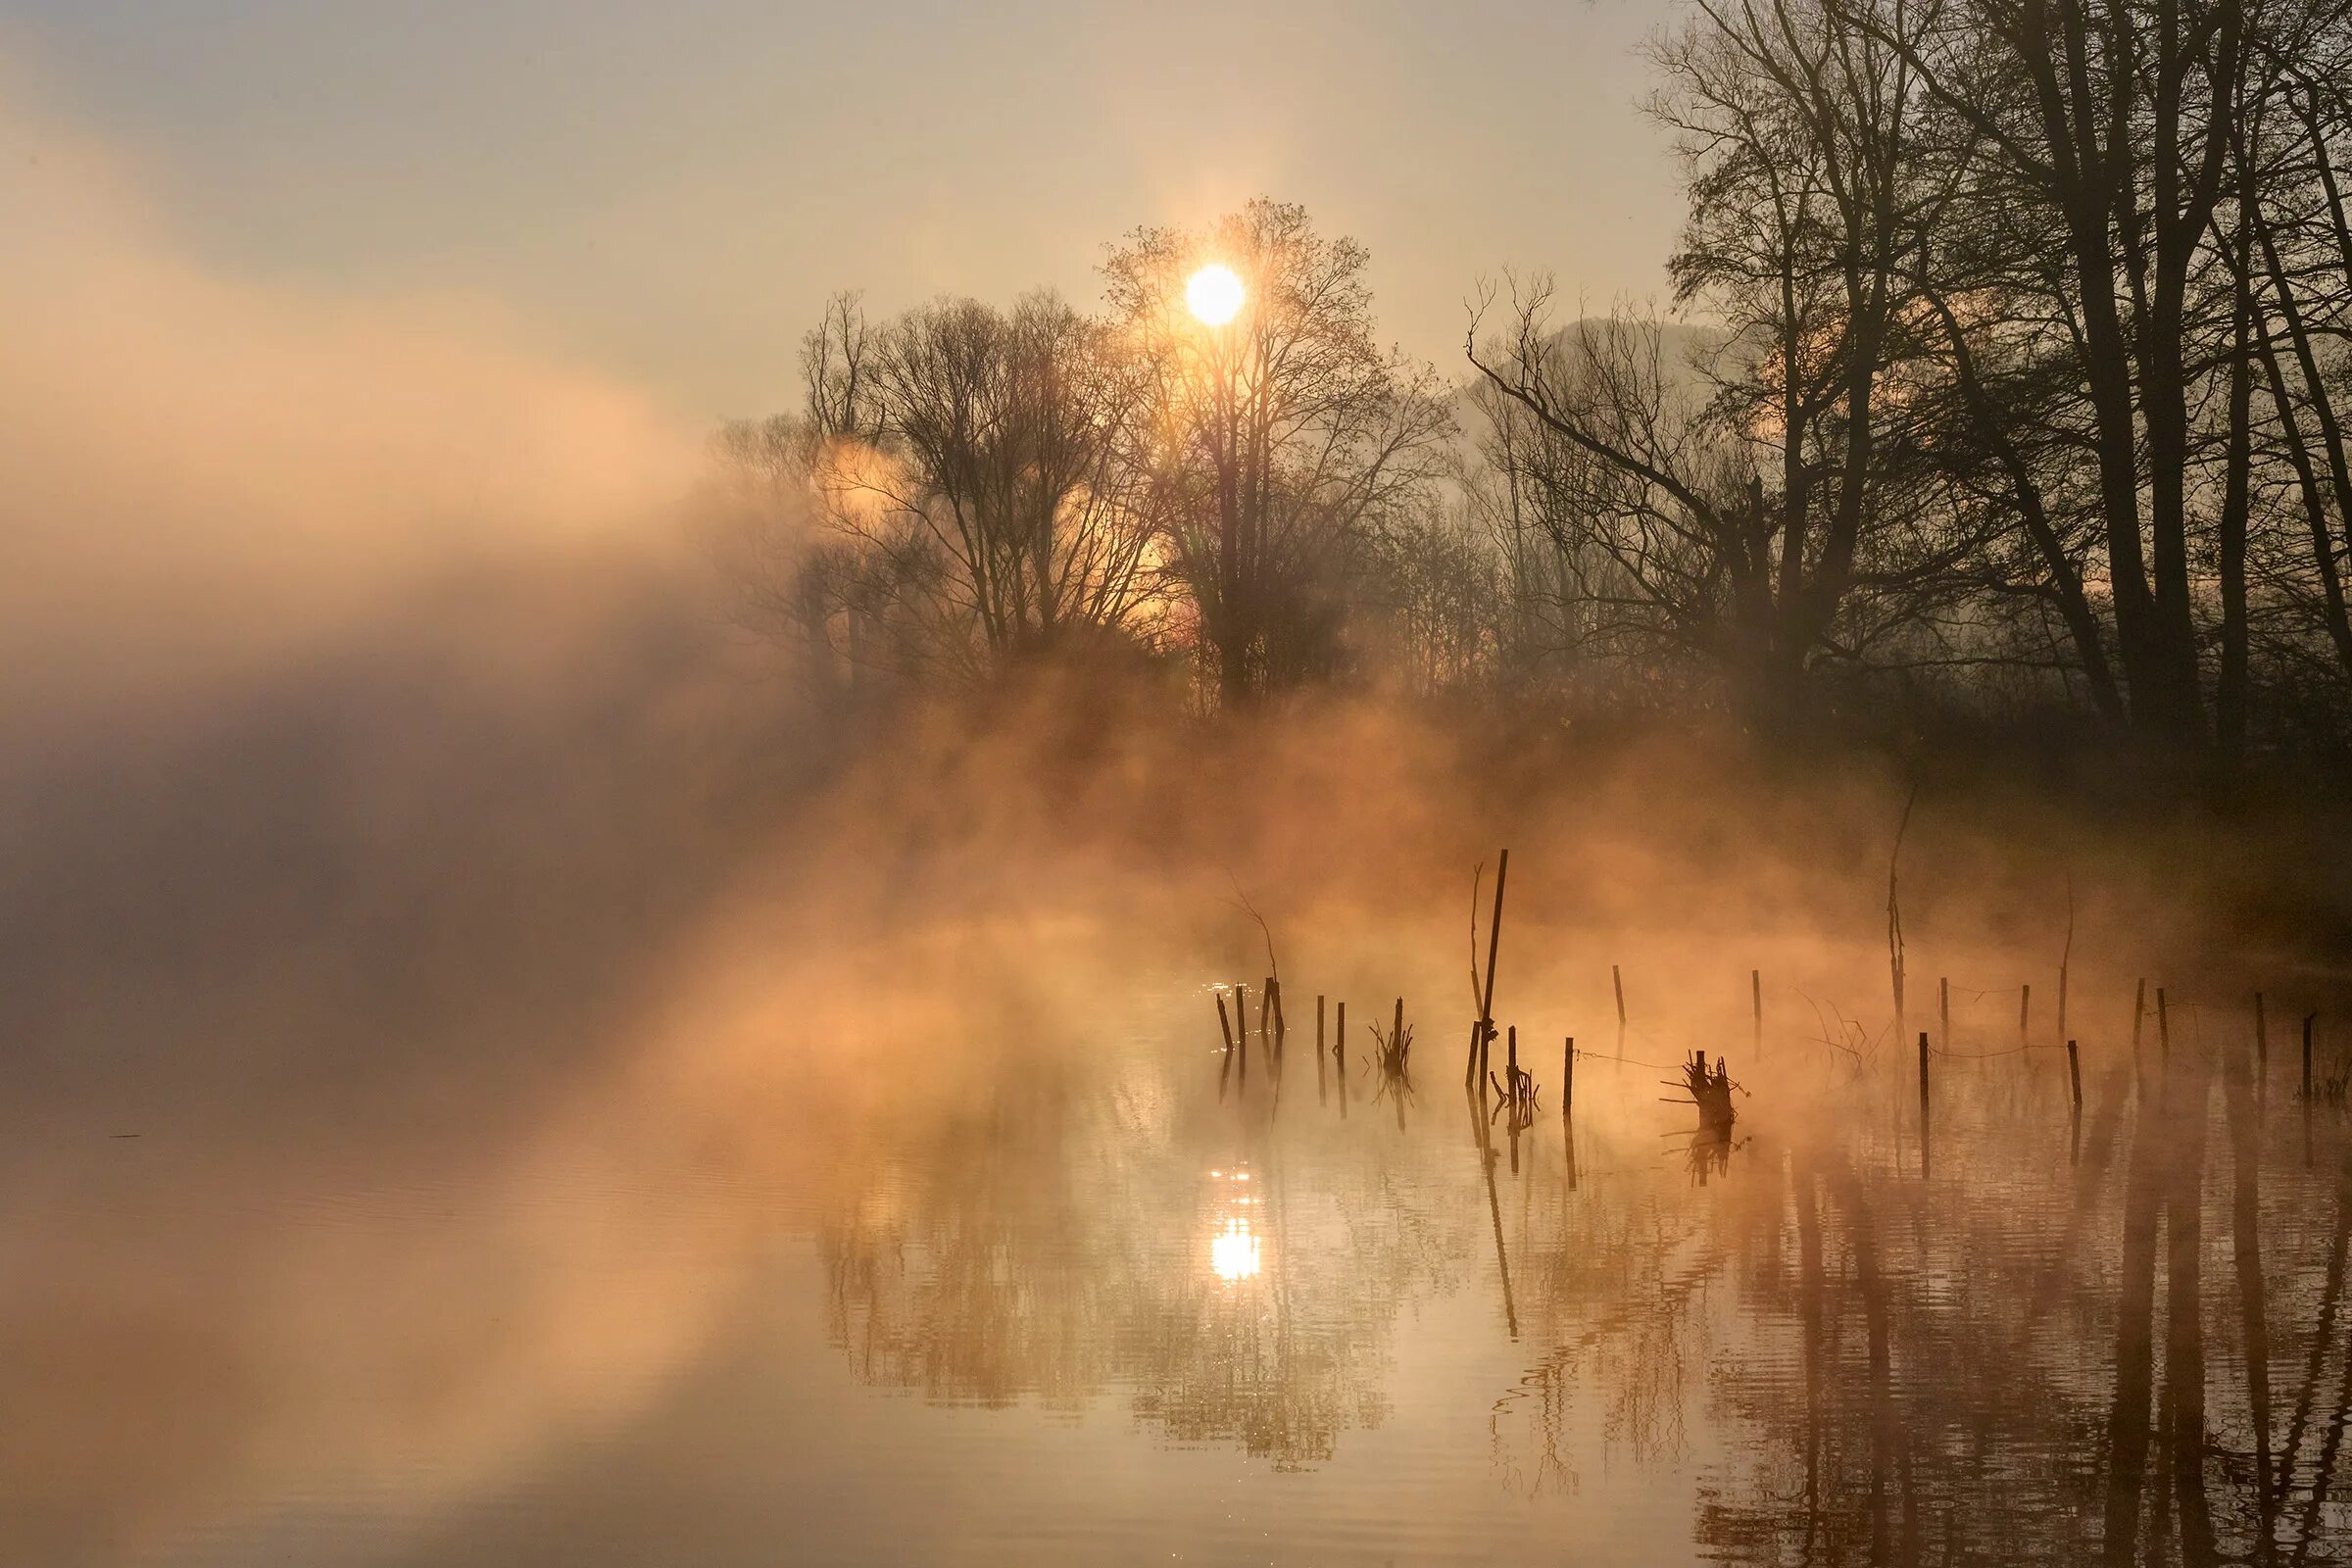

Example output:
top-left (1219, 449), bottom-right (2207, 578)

top-left (3, 1), bottom-right (1687, 417)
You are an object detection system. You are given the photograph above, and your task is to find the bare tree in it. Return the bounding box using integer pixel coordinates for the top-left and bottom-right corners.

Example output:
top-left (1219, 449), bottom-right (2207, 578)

top-left (1103, 200), bottom-right (1452, 703)
top-left (798, 291), bottom-right (1173, 680)
top-left (1468, 0), bottom-right (1964, 725)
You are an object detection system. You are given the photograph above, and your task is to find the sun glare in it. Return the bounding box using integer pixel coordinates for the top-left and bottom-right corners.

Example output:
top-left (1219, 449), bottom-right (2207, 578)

top-left (1210, 1218), bottom-right (1261, 1282)
top-left (1186, 264), bottom-right (1246, 326)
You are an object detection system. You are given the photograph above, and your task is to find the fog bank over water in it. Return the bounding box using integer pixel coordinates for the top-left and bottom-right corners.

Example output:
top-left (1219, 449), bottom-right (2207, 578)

top-left (0, 75), bottom-right (708, 734)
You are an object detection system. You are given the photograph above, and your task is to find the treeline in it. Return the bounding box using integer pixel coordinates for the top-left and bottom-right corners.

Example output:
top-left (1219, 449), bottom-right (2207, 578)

top-left (712, 0), bottom-right (2352, 768)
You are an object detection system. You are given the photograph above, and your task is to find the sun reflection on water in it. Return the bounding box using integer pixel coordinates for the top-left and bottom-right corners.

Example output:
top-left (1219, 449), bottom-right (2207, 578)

top-left (1209, 1218), bottom-right (1261, 1282)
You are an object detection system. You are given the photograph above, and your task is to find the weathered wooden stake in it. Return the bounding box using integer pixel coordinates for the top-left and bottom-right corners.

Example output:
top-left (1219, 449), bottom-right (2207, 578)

top-left (2020, 983), bottom-right (2032, 1046)
top-left (1216, 994), bottom-right (1235, 1053)
top-left (1918, 1031), bottom-right (1932, 1178)
top-left (1475, 996), bottom-right (1489, 1089)
top-left (1563, 1036), bottom-right (1575, 1118)
top-left (1613, 964), bottom-right (1627, 1052)
top-left (1466, 850), bottom-right (1510, 1087)
top-left (1939, 976), bottom-right (1951, 1051)
top-left (1316, 995), bottom-right (1328, 1100)
top-left (1275, 981), bottom-right (1289, 1073)
top-left (2157, 988), bottom-right (2170, 1056)
top-left (1752, 968), bottom-right (1763, 1058)
top-left (2132, 978), bottom-right (2146, 1057)
top-left (1335, 1001), bottom-right (1348, 1110)
top-left (2067, 1039), bottom-right (2082, 1112)
top-left (2255, 992), bottom-right (2268, 1084)
top-left (2057, 955), bottom-right (2070, 1048)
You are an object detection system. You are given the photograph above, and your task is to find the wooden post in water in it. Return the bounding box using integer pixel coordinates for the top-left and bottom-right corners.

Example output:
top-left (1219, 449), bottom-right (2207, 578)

top-left (1316, 995), bottom-right (1328, 1101)
top-left (1752, 969), bottom-right (1763, 1058)
top-left (1918, 1031), bottom-right (1932, 1178)
top-left (1216, 993), bottom-right (1236, 1053)
top-left (1505, 1024), bottom-right (1518, 1095)
top-left (2132, 978), bottom-right (2146, 1059)
top-left (1335, 1001), bottom-right (1348, 1112)
top-left (2255, 993), bottom-right (2268, 1089)
top-left (1466, 850), bottom-right (1509, 1088)
top-left (1613, 964), bottom-right (1627, 1054)
top-left (1563, 1037), bottom-right (1575, 1119)
top-left (1475, 997), bottom-right (1489, 1090)
top-left (1271, 979), bottom-right (1286, 1072)
top-left (2067, 1039), bottom-right (2082, 1112)
top-left (1939, 977), bottom-right (1951, 1052)
top-left (2157, 988), bottom-right (2170, 1057)
top-left (2020, 984), bottom-right (2032, 1047)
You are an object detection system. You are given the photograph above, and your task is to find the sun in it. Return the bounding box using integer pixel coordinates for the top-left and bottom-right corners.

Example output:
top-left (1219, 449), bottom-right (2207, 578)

top-left (1186, 263), bottom-right (1246, 326)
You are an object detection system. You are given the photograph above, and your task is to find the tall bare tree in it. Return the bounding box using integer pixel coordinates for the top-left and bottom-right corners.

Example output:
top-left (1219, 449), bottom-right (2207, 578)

top-left (1471, 0), bottom-right (1967, 725)
top-left (1103, 200), bottom-right (1451, 703)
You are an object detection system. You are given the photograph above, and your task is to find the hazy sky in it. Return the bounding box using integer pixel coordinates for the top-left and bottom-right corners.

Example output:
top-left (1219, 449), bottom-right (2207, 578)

top-left (5, 1), bottom-right (1688, 419)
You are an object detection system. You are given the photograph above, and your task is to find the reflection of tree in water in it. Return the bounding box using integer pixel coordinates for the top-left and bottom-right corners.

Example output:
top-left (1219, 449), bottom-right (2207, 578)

top-left (1685, 1054), bottom-right (2352, 1565)
top-left (819, 1054), bottom-right (1477, 1468)
top-left (1483, 1052), bottom-right (2352, 1563)
top-left (1484, 1115), bottom-right (1759, 1494)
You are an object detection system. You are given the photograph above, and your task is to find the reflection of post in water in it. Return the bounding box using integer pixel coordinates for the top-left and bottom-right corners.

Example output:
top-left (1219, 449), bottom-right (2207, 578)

top-left (1468, 1081), bottom-right (1519, 1340)
top-left (2161, 1049), bottom-right (2214, 1565)
top-left (2102, 1043), bottom-right (2171, 1565)
top-left (1792, 1149), bottom-right (1827, 1561)
top-left (2278, 1136), bottom-right (2352, 1554)
top-left (1822, 1155), bottom-right (1915, 1565)
top-left (2222, 1042), bottom-right (2275, 1535)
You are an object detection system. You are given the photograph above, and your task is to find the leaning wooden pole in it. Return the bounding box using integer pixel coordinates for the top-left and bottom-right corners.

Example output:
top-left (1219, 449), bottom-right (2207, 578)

top-left (1613, 964), bottom-right (1627, 1054)
top-left (2067, 1039), bottom-right (2083, 1113)
top-left (1216, 993), bottom-right (1236, 1054)
top-left (1562, 1036), bottom-right (1575, 1120)
top-left (1752, 968), bottom-right (1763, 1058)
top-left (1466, 849), bottom-right (1509, 1088)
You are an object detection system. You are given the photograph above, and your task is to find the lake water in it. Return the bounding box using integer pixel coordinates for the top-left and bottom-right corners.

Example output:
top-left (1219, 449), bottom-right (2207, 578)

top-left (9, 922), bottom-right (2349, 1566)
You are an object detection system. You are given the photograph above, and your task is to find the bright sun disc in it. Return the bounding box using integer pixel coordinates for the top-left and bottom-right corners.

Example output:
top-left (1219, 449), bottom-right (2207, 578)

top-left (1186, 264), bottom-right (1245, 326)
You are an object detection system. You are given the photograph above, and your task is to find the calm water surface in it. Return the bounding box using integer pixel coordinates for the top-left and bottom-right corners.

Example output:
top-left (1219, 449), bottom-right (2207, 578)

top-left (10, 946), bottom-right (2350, 1566)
